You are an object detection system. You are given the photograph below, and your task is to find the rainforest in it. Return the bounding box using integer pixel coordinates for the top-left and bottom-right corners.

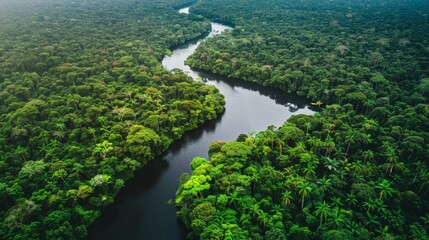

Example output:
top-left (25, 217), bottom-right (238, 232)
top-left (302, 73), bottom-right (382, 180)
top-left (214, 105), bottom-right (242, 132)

top-left (0, 0), bottom-right (428, 239)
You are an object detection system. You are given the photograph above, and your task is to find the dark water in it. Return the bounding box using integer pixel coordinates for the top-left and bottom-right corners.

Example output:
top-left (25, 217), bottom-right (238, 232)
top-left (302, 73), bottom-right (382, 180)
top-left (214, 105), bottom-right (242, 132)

top-left (87, 7), bottom-right (313, 240)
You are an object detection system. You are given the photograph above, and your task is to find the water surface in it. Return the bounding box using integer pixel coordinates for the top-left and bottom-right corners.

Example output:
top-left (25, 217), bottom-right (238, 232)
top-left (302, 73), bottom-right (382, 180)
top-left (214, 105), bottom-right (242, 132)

top-left (87, 7), bottom-right (313, 240)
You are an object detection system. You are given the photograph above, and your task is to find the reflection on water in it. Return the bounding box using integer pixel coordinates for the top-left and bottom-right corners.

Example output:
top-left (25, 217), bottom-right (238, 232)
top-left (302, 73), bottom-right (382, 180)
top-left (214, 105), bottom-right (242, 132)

top-left (87, 7), bottom-right (314, 240)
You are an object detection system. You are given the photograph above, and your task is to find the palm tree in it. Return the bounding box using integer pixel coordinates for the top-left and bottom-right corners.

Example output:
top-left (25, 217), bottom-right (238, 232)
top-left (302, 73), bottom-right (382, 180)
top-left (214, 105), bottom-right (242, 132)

top-left (316, 177), bottom-right (332, 192)
top-left (323, 157), bottom-right (340, 171)
top-left (324, 123), bottom-right (335, 139)
top-left (308, 136), bottom-right (323, 152)
top-left (266, 125), bottom-right (276, 149)
top-left (375, 225), bottom-right (393, 239)
top-left (168, 115), bottom-right (177, 128)
top-left (56, 122), bottom-right (66, 130)
top-left (362, 149), bottom-right (374, 164)
top-left (304, 122), bottom-right (312, 134)
top-left (374, 199), bottom-right (387, 213)
top-left (345, 193), bottom-right (358, 208)
top-left (327, 208), bottom-right (345, 229)
top-left (376, 179), bottom-right (394, 199)
top-left (274, 181), bottom-right (286, 192)
top-left (228, 191), bottom-right (240, 207)
top-left (281, 190), bottom-right (294, 206)
top-left (353, 173), bottom-right (365, 183)
top-left (364, 99), bottom-right (376, 114)
top-left (278, 140), bottom-right (285, 156)
top-left (350, 160), bottom-right (363, 174)
top-left (257, 211), bottom-right (269, 227)
top-left (381, 142), bottom-right (398, 175)
top-left (294, 141), bottom-right (307, 153)
top-left (362, 162), bottom-right (375, 176)
top-left (15, 146), bottom-right (29, 161)
top-left (97, 116), bottom-right (107, 125)
top-left (418, 170), bottom-right (429, 194)
top-left (298, 181), bottom-right (312, 209)
top-left (311, 100), bottom-right (323, 111)
top-left (88, 127), bottom-right (97, 142)
top-left (315, 201), bottom-right (330, 226)
top-left (249, 203), bottom-right (261, 219)
top-left (330, 196), bottom-right (343, 208)
top-left (324, 137), bottom-right (336, 157)
top-left (53, 130), bottom-right (65, 141)
top-left (345, 219), bottom-right (362, 235)
top-left (413, 161), bottom-right (426, 183)
top-left (250, 172), bottom-right (260, 192)
top-left (365, 212), bottom-right (381, 231)
top-left (361, 133), bottom-right (373, 145)
top-left (303, 163), bottom-right (316, 177)
top-left (363, 198), bottom-right (378, 213)
top-left (410, 223), bottom-right (429, 239)
top-left (344, 130), bottom-right (356, 155)
top-left (271, 204), bottom-right (282, 215)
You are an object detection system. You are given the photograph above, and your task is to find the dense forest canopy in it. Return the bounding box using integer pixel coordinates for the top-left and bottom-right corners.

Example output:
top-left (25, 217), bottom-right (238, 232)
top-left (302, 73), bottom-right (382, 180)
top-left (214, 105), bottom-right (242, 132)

top-left (177, 0), bottom-right (429, 239)
top-left (0, 0), bottom-right (225, 239)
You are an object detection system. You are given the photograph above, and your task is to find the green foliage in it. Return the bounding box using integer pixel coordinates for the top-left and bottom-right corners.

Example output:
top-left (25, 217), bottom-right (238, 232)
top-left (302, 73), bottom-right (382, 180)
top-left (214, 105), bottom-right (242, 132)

top-left (126, 125), bottom-right (162, 159)
top-left (0, 0), bottom-right (225, 239)
top-left (190, 157), bottom-right (208, 171)
top-left (177, 0), bottom-right (429, 239)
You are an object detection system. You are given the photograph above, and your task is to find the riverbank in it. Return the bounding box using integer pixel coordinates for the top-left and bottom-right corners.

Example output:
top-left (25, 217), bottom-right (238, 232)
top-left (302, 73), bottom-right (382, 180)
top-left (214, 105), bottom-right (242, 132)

top-left (87, 6), bottom-right (313, 239)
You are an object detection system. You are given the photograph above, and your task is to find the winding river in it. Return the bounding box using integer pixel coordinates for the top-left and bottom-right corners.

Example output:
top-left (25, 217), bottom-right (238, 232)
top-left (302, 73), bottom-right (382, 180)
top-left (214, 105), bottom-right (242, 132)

top-left (88, 6), bottom-right (314, 240)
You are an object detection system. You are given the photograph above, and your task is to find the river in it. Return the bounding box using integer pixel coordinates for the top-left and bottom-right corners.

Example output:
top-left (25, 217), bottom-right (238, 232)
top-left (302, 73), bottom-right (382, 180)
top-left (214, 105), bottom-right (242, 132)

top-left (87, 6), bottom-right (313, 240)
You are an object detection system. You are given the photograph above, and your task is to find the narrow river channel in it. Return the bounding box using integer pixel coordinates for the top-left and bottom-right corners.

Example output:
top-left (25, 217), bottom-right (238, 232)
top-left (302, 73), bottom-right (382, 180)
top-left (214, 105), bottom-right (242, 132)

top-left (87, 6), bottom-right (314, 240)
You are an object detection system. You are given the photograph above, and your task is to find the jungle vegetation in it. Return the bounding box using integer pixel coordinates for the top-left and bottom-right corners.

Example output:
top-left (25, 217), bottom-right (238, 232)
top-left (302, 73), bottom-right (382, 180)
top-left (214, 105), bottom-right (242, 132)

top-left (177, 0), bottom-right (429, 239)
top-left (0, 0), bottom-right (225, 239)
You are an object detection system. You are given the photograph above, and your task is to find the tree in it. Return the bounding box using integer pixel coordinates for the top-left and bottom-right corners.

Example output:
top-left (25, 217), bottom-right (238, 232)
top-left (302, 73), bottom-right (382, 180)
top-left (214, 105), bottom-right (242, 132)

top-left (126, 125), bottom-right (162, 158)
top-left (191, 202), bottom-right (216, 223)
top-left (89, 174), bottom-right (112, 187)
top-left (298, 181), bottom-right (312, 209)
top-left (93, 140), bottom-right (113, 160)
top-left (19, 160), bottom-right (46, 178)
top-left (376, 179), bottom-right (394, 199)
top-left (335, 45), bottom-right (349, 56)
top-left (365, 212), bottom-right (380, 231)
top-left (317, 177), bottom-right (332, 192)
top-left (363, 198), bottom-right (378, 213)
top-left (281, 190), bottom-right (293, 206)
top-left (228, 191), bottom-right (240, 208)
top-left (323, 157), bottom-right (340, 171)
top-left (417, 78), bottom-right (429, 97)
top-left (76, 185), bottom-right (94, 199)
top-left (248, 203), bottom-right (262, 220)
top-left (176, 175), bottom-right (211, 206)
top-left (344, 130), bottom-right (356, 155)
top-left (345, 193), bottom-right (358, 208)
top-left (257, 211), bottom-right (269, 227)
top-left (322, 230), bottom-right (354, 240)
top-left (315, 201), bottom-right (331, 226)
top-left (327, 208), bottom-right (345, 229)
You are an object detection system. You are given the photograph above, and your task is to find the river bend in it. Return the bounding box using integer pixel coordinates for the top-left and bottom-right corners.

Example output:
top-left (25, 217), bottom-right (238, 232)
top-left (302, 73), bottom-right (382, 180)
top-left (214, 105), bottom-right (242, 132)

top-left (88, 6), bottom-right (313, 240)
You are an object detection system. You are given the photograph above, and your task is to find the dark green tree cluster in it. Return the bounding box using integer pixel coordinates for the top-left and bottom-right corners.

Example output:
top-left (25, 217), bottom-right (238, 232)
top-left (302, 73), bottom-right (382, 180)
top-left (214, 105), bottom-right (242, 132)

top-left (177, 113), bottom-right (429, 239)
top-left (177, 0), bottom-right (429, 239)
top-left (0, 0), bottom-right (224, 239)
top-left (188, 0), bottom-right (429, 99)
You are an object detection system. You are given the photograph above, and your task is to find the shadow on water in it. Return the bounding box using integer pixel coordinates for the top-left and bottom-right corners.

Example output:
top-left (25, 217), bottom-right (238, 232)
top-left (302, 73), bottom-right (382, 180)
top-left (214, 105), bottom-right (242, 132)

top-left (197, 69), bottom-right (315, 112)
top-left (87, 6), bottom-right (314, 240)
top-left (112, 158), bottom-right (170, 201)
top-left (86, 113), bottom-right (224, 240)
top-left (167, 111), bottom-right (225, 156)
